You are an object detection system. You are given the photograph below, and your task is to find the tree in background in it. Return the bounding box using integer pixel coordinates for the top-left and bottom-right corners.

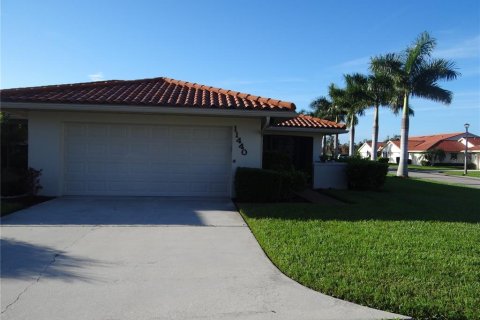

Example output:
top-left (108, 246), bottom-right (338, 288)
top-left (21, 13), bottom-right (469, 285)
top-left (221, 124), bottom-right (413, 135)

top-left (371, 32), bottom-right (459, 177)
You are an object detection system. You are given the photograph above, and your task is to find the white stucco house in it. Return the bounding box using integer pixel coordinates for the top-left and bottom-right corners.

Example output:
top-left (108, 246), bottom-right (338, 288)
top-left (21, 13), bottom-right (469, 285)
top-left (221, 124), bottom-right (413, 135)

top-left (1, 77), bottom-right (348, 197)
top-left (358, 141), bottom-right (385, 159)
top-left (382, 132), bottom-right (479, 166)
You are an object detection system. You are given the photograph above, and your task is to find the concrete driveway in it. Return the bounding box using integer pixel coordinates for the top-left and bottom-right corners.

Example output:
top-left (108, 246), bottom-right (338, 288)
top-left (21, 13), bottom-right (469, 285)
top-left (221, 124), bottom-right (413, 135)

top-left (407, 171), bottom-right (480, 188)
top-left (1, 197), bottom-right (407, 320)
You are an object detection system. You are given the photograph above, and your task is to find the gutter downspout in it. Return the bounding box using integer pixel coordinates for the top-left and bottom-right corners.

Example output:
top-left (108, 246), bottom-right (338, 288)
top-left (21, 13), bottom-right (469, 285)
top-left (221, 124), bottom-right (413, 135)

top-left (261, 116), bottom-right (271, 133)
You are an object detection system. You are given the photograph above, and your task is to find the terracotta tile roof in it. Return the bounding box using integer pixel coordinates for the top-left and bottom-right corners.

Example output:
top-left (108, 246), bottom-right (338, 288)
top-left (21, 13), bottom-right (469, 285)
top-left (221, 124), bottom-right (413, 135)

top-left (273, 114), bottom-right (346, 129)
top-left (408, 132), bottom-right (464, 151)
top-left (0, 77), bottom-right (296, 111)
top-left (389, 132), bottom-right (480, 152)
top-left (434, 140), bottom-right (469, 152)
top-left (365, 141), bottom-right (385, 150)
top-left (390, 139), bottom-right (425, 150)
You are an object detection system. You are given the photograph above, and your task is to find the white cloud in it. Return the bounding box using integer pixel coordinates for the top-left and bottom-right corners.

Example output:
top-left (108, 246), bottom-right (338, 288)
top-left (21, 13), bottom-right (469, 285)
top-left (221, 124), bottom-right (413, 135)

top-left (88, 72), bottom-right (104, 82)
top-left (434, 35), bottom-right (480, 59)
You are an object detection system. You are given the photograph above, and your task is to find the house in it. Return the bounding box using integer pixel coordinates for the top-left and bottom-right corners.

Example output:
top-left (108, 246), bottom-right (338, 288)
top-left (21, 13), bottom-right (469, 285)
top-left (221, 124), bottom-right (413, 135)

top-left (358, 141), bottom-right (385, 159)
top-left (0, 77), bottom-right (348, 197)
top-left (382, 132), bottom-right (480, 166)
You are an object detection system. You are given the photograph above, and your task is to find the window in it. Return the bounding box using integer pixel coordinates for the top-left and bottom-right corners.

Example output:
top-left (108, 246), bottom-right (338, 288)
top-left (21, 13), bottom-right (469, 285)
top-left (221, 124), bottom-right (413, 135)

top-left (450, 153), bottom-right (457, 161)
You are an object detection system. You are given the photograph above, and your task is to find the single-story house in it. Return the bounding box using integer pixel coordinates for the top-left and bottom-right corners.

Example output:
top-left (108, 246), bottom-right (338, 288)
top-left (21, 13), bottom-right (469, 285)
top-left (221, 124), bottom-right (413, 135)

top-left (382, 132), bottom-right (480, 166)
top-left (1, 77), bottom-right (348, 197)
top-left (358, 141), bottom-right (385, 159)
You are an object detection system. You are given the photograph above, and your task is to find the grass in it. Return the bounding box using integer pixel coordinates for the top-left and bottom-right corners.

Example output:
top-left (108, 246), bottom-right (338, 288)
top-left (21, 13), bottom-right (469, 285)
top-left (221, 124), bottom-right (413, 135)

top-left (1, 196), bottom-right (53, 217)
top-left (238, 177), bottom-right (480, 320)
top-left (443, 170), bottom-right (480, 178)
top-left (1, 202), bottom-right (27, 216)
top-left (389, 164), bottom-right (460, 171)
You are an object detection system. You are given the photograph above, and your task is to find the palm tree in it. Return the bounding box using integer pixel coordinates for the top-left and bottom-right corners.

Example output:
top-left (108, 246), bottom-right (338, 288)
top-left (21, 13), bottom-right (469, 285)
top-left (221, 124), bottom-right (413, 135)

top-left (371, 32), bottom-right (459, 177)
top-left (310, 88), bottom-right (346, 157)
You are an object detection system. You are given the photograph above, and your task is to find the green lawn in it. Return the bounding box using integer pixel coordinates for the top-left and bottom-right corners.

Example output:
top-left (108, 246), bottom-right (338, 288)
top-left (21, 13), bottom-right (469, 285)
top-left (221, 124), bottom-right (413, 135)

top-left (443, 170), bottom-right (480, 178)
top-left (1, 202), bottom-right (26, 216)
top-left (389, 164), bottom-right (460, 171)
top-left (238, 177), bottom-right (480, 320)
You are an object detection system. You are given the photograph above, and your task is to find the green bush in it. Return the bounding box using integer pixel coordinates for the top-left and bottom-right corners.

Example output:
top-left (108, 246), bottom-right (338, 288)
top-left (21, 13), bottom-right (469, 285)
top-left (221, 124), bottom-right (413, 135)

top-left (346, 158), bottom-right (389, 190)
top-left (235, 167), bottom-right (283, 202)
top-left (421, 159), bottom-right (431, 166)
top-left (278, 170), bottom-right (307, 200)
top-left (235, 167), bottom-right (307, 202)
top-left (1, 167), bottom-right (42, 196)
top-left (467, 162), bottom-right (476, 170)
top-left (262, 151), bottom-right (293, 171)
top-left (377, 157), bottom-right (389, 163)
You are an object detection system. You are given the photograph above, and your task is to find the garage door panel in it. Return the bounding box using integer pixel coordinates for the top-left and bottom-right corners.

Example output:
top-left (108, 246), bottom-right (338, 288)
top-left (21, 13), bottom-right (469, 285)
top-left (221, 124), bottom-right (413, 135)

top-left (64, 123), bottom-right (231, 196)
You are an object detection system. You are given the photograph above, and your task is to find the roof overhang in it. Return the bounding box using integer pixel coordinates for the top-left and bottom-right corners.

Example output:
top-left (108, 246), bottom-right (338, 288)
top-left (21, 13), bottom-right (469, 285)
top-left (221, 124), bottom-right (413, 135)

top-left (1, 102), bottom-right (298, 118)
top-left (263, 126), bottom-right (348, 135)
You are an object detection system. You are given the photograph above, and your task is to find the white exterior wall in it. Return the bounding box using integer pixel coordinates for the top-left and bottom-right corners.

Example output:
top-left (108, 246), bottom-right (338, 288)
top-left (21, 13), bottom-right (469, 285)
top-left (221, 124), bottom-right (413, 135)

top-left (313, 163), bottom-right (347, 189)
top-left (358, 144), bottom-right (372, 159)
top-left (28, 111), bottom-right (262, 197)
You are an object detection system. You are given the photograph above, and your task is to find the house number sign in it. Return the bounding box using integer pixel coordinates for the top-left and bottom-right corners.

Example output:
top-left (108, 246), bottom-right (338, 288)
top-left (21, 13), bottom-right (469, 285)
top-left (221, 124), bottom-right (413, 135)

top-left (233, 126), bottom-right (248, 155)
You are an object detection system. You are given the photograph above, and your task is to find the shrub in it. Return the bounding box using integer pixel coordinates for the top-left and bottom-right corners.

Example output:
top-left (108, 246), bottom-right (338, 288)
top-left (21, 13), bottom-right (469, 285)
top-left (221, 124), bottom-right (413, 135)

top-left (420, 160), bottom-right (431, 166)
top-left (467, 163), bottom-right (476, 170)
top-left (235, 167), bottom-right (307, 202)
top-left (346, 158), bottom-right (389, 190)
top-left (377, 157), bottom-right (389, 164)
top-left (262, 151), bottom-right (293, 171)
top-left (1, 167), bottom-right (42, 196)
top-left (278, 170), bottom-right (307, 200)
top-left (235, 167), bottom-right (283, 202)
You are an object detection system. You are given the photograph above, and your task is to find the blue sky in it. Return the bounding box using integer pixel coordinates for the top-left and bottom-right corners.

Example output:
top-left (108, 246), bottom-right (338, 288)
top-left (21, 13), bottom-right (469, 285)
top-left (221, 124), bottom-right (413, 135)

top-left (1, 0), bottom-right (479, 142)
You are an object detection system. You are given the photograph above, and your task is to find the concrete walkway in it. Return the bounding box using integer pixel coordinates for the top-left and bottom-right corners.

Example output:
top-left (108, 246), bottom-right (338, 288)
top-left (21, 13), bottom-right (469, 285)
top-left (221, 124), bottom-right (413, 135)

top-left (407, 171), bottom-right (480, 188)
top-left (1, 197), bottom-right (408, 320)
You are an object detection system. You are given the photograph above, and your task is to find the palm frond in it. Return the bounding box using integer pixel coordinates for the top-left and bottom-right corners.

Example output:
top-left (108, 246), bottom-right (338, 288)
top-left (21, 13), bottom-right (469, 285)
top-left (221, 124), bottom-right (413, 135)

top-left (412, 83), bottom-right (453, 104)
top-left (405, 32), bottom-right (437, 74)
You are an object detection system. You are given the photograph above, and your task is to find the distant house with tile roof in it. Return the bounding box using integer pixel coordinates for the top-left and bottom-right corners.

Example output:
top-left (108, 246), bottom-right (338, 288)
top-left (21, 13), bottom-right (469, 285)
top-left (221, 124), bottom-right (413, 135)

top-left (382, 132), bottom-right (480, 167)
top-left (358, 141), bottom-right (385, 159)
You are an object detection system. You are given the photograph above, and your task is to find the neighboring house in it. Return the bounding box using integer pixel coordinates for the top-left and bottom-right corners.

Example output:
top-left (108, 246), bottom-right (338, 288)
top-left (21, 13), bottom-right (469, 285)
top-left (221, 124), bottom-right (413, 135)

top-left (358, 141), bottom-right (385, 159)
top-left (382, 132), bottom-right (480, 166)
top-left (0, 77), bottom-right (348, 197)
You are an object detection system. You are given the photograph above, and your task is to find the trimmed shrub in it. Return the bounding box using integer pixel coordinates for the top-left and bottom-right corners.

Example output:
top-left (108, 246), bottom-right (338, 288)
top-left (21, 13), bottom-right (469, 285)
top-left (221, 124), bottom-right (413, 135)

top-left (262, 151), bottom-right (293, 171)
top-left (1, 167), bottom-right (42, 196)
top-left (420, 160), bottom-right (431, 166)
top-left (278, 170), bottom-right (307, 200)
top-left (235, 167), bottom-right (307, 202)
top-left (346, 158), bottom-right (389, 190)
top-left (378, 157), bottom-right (389, 164)
top-left (467, 163), bottom-right (477, 170)
top-left (235, 167), bottom-right (283, 202)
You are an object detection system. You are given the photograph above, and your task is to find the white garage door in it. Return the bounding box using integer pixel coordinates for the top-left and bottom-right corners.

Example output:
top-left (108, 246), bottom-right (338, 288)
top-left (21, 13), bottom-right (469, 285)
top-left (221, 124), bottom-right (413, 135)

top-left (63, 123), bottom-right (232, 197)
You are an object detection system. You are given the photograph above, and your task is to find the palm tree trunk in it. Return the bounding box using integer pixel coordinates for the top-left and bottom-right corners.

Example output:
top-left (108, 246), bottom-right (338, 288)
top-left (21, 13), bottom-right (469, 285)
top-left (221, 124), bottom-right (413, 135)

top-left (371, 104), bottom-right (379, 161)
top-left (397, 94), bottom-right (409, 177)
top-left (349, 119), bottom-right (355, 156)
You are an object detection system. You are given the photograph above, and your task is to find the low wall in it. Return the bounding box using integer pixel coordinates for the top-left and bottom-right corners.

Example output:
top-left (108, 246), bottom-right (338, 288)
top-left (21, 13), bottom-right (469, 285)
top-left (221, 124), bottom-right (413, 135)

top-left (313, 162), bottom-right (347, 189)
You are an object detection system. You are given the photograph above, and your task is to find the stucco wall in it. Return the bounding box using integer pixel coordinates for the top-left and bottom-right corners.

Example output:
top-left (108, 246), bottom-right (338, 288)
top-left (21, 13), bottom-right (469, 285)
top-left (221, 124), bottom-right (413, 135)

top-left (28, 111), bottom-right (262, 196)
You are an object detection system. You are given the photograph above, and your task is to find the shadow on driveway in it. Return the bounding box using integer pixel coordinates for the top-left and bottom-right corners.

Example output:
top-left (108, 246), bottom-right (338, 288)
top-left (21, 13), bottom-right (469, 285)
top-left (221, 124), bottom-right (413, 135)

top-left (0, 197), bottom-right (241, 226)
top-left (1, 238), bottom-right (103, 282)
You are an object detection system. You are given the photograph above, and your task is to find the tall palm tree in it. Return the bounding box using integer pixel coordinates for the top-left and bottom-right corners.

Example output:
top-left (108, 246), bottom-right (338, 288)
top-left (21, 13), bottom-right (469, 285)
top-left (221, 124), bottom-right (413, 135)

top-left (371, 32), bottom-right (459, 177)
top-left (329, 78), bottom-right (366, 156)
top-left (346, 73), bottom-right (398, 160)
top-left (310, 88), bottom-right (346, 157)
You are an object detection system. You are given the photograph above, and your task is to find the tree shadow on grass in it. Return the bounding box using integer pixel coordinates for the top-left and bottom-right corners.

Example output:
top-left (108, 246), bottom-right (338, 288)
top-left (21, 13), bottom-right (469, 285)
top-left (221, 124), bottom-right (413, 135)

top-left (1, 238), bottom-right (105, 282)
top-left (239, 177), bottom-right (480, 223)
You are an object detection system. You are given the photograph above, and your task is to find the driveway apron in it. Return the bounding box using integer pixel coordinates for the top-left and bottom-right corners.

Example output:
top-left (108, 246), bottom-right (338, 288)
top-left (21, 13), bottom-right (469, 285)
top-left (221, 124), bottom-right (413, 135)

top-left (1, 197), bottom-right (408, 319)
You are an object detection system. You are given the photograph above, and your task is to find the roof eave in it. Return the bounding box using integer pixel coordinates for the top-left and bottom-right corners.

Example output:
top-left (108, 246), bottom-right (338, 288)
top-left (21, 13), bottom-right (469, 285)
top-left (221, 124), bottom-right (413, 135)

top-left (1, 102), bottom-right (297, 118)
top-left (264, 126), bottom-right (348, 135)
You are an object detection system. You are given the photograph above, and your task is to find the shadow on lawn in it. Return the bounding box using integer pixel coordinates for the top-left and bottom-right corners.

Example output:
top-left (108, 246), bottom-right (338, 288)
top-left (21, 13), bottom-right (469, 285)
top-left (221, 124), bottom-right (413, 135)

top-left (0, 238), bottom-right (106, 281)
top-left (240, 177), bottom-right (480, 223)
